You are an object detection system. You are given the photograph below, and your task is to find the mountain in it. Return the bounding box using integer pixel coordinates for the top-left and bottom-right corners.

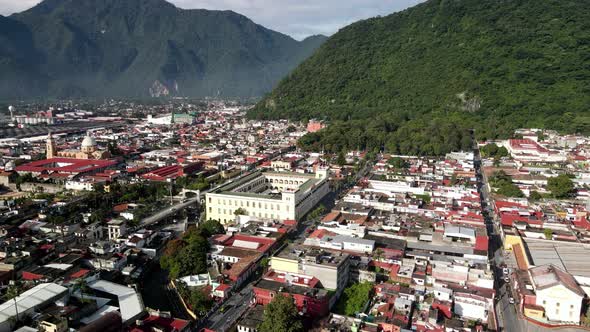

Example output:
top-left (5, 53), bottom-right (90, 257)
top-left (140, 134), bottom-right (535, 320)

top-left (0, 0), bottom-right (326, 99)
top-left (249, 0), bottom-right (590, 155)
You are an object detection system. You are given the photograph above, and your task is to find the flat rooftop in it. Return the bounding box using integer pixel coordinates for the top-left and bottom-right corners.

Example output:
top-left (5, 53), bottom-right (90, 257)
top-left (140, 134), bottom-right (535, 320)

top-left (254, 278), bottom-right (327, 298)
top-left (274, 244), bottom-right (348, 267)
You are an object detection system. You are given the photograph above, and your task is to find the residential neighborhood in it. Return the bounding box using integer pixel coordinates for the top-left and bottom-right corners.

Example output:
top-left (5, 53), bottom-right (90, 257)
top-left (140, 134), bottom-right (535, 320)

top-left (1, 101), bottom-right (590, 332)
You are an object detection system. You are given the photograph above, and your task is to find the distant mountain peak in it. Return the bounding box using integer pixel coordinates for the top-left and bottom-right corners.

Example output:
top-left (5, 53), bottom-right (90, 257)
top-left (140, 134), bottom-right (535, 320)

top-left (0, 0), bottom-right (326, 99)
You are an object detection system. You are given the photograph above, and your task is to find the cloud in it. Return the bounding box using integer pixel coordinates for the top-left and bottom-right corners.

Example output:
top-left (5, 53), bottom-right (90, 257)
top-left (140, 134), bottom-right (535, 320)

top-left (0, 0), bottom-right (424, 40)
top-left (0, 0), bottom-right (40, 15)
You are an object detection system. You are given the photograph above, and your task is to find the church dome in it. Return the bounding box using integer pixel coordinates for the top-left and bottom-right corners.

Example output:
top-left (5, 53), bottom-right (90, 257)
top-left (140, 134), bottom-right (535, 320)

top-left (81, 134), bottom-right (97, 148)
top-left (4, 160), bottom-right (15, 171)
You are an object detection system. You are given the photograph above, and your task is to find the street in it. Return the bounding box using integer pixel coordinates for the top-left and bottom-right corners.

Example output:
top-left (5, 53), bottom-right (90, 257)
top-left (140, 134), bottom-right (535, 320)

top-left (139, 197), bottom-right (200, 226)
top-left (203, 285), bottom-right (254, 332)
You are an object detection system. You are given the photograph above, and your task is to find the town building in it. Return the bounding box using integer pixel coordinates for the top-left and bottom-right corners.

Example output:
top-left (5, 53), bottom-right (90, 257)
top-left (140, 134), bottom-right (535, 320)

top-left (530, 264), bottom-right (584, 324)
top-left (206, 169), bottom-right (330, 224)
top-left (47, 132), bottom-right (111, 160)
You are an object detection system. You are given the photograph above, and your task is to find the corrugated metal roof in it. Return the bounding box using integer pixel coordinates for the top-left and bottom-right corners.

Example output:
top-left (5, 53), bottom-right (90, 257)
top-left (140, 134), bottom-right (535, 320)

top-left (0, 283), bottom-right (67, 324)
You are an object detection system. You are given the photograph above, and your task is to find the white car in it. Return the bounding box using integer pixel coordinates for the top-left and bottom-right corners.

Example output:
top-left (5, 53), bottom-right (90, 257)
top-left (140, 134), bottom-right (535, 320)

top-left (503, 267), bottom-right (509, 275)
top-left (509, 297), bottom-right (515, 304)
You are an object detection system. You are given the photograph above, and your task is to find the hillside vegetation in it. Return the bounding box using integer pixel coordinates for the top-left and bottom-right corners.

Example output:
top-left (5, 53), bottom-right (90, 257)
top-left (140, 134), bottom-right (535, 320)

top-left (249, 0), bottom-right (590, 155)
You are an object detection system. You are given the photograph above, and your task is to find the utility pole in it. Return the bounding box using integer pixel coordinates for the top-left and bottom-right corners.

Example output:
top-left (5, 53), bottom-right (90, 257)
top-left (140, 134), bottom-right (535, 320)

top-left (168, 178), bottom-right (174, 206)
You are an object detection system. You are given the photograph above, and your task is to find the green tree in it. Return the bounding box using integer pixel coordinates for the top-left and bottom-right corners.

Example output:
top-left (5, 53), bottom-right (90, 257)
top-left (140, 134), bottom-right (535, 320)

top-left (496, 183), bottom-right (524, 198)
top-left (199, 219), bottom-right (224, 237)
top-left (388, 157), bottom-right (409, 170)
top-left (336, 282), bottom-right (374, 316)
top-left (547, 174), bottom-right (575, 199)
top-left (189, 287), bottom-right (213, 316)
top-left (74, 278), bottom-right (90, 303)
top-left (373, 249), bottom-right (384, 273)
top-left (336, 151), bottom-right (347, 166)
top-left (258, 294), bottom-right (304, 332)
top-left (544, 228), bottom-right (553, 240)
top-left (307, 204), bottom-right (326, 220)
top-left (160, 228), bottom-right (210, 279)
top-left (234, 208), bottom-right (247, 216)
top-left (529, 191), bottom-right (543, 201)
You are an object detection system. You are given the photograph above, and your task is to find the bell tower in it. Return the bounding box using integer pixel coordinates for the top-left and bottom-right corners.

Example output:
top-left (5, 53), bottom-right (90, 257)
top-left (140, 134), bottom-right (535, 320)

top-left (46, 132), bottom-right (56, 159)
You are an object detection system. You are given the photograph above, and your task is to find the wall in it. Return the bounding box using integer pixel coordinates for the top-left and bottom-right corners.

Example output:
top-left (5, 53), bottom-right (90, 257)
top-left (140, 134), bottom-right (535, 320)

top-left (270, 257), bottom-right (299, 274)
top-left (19, 182), bottom-right (62, 194)
top-left (536, 285), bottom-right (582, 324)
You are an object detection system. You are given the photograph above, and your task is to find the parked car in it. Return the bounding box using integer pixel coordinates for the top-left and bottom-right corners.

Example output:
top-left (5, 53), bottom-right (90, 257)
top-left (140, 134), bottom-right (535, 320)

top-left (503, 267), bottom-right (510, 275)
top-left (509, 297), bottom-right (515, 304)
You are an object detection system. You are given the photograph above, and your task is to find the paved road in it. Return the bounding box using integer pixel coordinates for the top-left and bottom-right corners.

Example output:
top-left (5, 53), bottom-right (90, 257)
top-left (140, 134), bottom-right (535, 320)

top-left (140, 197), bottom-right (199, 226)
top-left (204, 285), bottom-right (254, 332)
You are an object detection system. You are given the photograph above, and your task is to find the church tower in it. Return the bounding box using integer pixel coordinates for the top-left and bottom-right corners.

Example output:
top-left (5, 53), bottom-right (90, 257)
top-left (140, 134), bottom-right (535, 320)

top-left (46, 132), bottom-right (56, 159)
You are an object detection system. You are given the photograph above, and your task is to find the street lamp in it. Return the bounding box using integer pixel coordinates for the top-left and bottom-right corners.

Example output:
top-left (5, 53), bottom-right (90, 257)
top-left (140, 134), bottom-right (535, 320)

top-left (167, 178), bottom-right (174, 206)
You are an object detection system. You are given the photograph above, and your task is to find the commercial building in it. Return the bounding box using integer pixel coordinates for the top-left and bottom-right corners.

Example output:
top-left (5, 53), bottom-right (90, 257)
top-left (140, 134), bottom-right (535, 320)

top-left (252, 278), bottom-right (330, 318)
top-left (206, 169), bottom-right (330, 224)
top-left (269, 245), bottom-right (350, 291)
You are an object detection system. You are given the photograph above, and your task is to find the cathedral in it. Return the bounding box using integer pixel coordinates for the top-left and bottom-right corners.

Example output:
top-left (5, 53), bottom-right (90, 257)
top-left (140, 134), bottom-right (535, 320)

top-left (46, 132), bottom-right (111, 160)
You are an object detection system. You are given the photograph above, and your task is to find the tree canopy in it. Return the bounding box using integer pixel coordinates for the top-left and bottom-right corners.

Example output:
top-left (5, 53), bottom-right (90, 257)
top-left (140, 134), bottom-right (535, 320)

top-left (160, 227), bottom-right (210, 279)
top-left (490, 171), bottom-right (524, 198)
top-left (547, 174), bottom-right (575, 199)
top-left (258, 295), bottom-right (304, 332)
top-left (335, 281), bottom-right (374, 316)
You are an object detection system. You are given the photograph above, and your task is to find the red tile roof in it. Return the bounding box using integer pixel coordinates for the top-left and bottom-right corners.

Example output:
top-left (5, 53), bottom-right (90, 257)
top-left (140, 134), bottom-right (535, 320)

top-left (16, 158), bottom-right (117, 174)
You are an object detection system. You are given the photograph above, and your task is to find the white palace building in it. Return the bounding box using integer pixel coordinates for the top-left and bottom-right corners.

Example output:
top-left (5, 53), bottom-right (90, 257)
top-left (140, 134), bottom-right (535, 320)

top-left (206, 169), bottom-right (330, 225)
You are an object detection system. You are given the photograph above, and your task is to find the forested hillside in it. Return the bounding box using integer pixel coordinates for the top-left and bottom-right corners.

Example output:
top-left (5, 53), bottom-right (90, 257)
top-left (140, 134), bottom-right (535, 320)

top-left (249, 0), bottom-right (590, 155)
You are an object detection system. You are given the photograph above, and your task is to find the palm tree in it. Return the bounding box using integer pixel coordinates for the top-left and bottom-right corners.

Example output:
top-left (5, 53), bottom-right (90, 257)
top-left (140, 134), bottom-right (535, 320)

top-left (74, 278), bottom-right (89, 303)
top-left (5, 283), bottom-right (22, 323)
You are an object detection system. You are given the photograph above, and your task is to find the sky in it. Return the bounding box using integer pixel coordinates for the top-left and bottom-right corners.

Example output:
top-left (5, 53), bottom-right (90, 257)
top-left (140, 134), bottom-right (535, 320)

top-left (0, 0), bottom-right (424, 40)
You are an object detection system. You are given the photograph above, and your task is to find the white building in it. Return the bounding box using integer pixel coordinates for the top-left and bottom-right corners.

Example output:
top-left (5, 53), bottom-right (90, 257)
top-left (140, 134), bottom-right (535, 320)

top-left (530, 264), bottom-right (584, 324)
top-left (107, 219), bottom-right (127, 240)
top-left (453, 292), bottom-right (490, 323)
top-left (206, 169), bottom-right (330, 224)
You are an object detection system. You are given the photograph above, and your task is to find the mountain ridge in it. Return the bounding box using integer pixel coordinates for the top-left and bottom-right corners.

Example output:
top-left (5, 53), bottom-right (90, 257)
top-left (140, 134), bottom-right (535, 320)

top-left (0, 0), bottom-right (327, 99)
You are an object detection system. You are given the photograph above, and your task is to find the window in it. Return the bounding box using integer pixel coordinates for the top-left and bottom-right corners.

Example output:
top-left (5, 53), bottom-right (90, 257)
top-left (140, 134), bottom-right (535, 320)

top-left (571, 304), bottom-right (574, 309)
top-left (556, 302), bottom-right (560, 307)
top-left (542, 300), bottom-right (546, 305)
